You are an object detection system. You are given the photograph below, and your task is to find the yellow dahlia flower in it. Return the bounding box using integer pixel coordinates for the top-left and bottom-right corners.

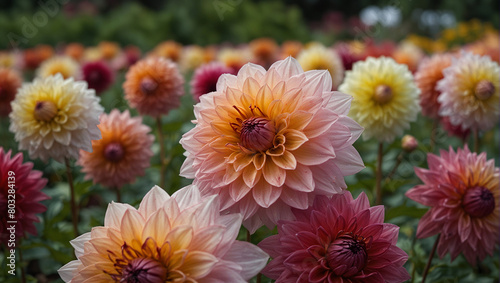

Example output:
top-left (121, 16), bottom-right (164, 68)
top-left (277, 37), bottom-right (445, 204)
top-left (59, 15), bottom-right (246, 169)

top-left (437, 51), bottom-right (500, 132)
top-left (58, 185), bottom-right (269, 282)
top-left (339, 56), bottom-right (421, 143)
top-left (9, 74), bottom-right (103, 162)
top-left (297, 44), bottom-right (344, 89)
top-left (36, 56), bottom-right (81, 79)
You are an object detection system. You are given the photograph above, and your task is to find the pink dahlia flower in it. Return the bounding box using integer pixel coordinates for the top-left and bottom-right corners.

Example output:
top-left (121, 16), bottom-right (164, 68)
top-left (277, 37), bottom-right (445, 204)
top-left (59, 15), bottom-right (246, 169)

top-left (81, 61), bottom-right (115, 94)
top-left (190, 62), bottom-right (234, 102)
top-left (259, 192), bottom-right (410, 282)
top-left (58, 185), bottom-right (269, 282)
top-left (406, 146), bottom-right (499, 264)
top-left (180, 57), bottom-right (364, 233)
top-left (0, 148), bottom-right (49, 246)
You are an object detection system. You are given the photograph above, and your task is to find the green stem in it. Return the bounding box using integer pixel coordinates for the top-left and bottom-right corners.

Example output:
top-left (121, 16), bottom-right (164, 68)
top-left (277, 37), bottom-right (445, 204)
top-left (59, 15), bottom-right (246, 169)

top-left (375, 142), bottom-right (384, 205)
top-left (430, 120), bottom-right (438, 152)
top-left (422, 234), bottom-right (440, 283)
top-left (156, 117), bottom-right (167, 189)
top-left (473, 129), bottom-right (479, 152)
top-left (384, 151), bottom-right (403, 184)
top-left (65, 158), bottom-right (79, 237)
top-left (18, 245), bottom-right (26, 283)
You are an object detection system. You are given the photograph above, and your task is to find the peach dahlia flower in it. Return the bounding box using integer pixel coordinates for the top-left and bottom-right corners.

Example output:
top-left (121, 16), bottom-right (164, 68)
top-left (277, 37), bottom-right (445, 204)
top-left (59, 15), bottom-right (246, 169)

top-left (58, 185), bottom-right (269, 282)
top-left (180, 57), bottom-right (364, 233)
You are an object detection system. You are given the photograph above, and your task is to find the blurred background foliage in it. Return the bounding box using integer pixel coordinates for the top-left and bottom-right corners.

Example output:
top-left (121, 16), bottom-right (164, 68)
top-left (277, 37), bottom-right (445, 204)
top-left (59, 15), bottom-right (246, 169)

top-left (0, 0), bottom-right (498, 50)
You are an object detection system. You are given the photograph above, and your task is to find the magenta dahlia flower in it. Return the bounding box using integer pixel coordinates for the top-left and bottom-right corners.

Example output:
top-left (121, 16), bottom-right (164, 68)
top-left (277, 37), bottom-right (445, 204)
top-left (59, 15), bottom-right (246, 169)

top-left (81, 61), bottom-right (115, 94)
top-left (259, 191), bottom-right (410, 282)
top-left (180, 57), bottom-right (364, 233)
top-left (190, 62), bottom-right (234, 102)
top-left (406, 146), bottom-right (499, 264)
top-left (0, 148), bottom-right (49, 246)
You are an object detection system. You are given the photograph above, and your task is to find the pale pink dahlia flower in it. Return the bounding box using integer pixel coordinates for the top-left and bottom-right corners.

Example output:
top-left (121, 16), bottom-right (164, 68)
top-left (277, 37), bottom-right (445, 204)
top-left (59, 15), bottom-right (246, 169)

top-left (437, 51), bottom-right (499, 132)
top-left (259, 192), bottom-right (410, 282)
top-left (406, 146), bottom-right (499, 264)
top-left (58, 185), bottom-right (269, 282)
top-left (180, 57), bottom-right (364, 233)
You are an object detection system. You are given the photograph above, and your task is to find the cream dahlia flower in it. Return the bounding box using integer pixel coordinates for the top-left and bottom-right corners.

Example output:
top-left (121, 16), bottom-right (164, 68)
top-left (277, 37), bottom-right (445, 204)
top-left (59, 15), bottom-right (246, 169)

top-left (36, 56), bottom-right (81, 79)
top-left (339, 56), bottom-right (421, 143)
top-left (9, 74), bottom-right (103, 163)
top-left (297, 44), bottom-right (344, 90)
top-left (180, 57), bottom-right (364, 233)
top-left (437, 51), bottom-right (500, 132)
top-left (58, 185), bottom-right (269, 282)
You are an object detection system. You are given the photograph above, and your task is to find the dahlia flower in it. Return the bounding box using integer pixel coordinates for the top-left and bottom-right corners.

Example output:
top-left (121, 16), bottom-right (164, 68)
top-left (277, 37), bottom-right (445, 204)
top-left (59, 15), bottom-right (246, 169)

top-left (180, 45), bottom-right (206, 72)
top-left (218, 47), bottom-right (254, 72)
top-left (180, 57), bottom-right (364, 233)
top-left (437, 51), bottom-right (499, 132)
top-left (297, 44), bottom-right (344, 90)
top-left (58, 185), bottom-right (269, 282)
top-left (392, 41), bottom-right (425, 73)
top-left (279, 41), bottom-right (303, 59)
top-left (64, 43), bottom-right (85, 61)
top-left (190, 62), bottom-right (234, 102)
top-left (415, 54), bottom-right (453, 118)
top-left (259, 192), bottom-right (410, 282)
top-left (81, 61), bottom-right (115, 94)
top-left (250, 38), bottom-right (279, 68)
top-left (152, 41), bottom-right (183, 62)
top-left (440, 116), bottom-right (470, 140)
top-left (0, 68), bottom-right (22, 117)
top-left (406, 146), bottom-right (499, 265)
top-left (36, 56), bottom-right (81, 79)
top-left (9, 74), bottom-right (103, 163)
top-left (339, 56), bottom-right (421, 143)
top-left (98, 41), bottom-right (120, 61)
top-left (123, 57), bottom-right (184, 117)
top-left (78, 110), bottom-right (154, 189)
top-left (0, 148), bottom-right (49, 246)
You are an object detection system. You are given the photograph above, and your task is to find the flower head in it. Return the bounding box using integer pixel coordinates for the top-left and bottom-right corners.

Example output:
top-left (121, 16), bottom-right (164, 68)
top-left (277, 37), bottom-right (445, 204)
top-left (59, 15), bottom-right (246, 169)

top-left (250, 38), bottom-right (279, 68)
top-left (78, 110), bottom-right (154, 189)
top-left (279, 41), bottom-right (303, 59)
top-left (123, 57), bottom-right (184, 117)
top-left (297, 44), bottom-right (344, 89)
top-left (392, 41), bottom-right (425, 73)
top-left (64, 43), bottom-right (85, 61)
top-left (180, 57), bottom-right (364, 233)
top-left (437, 51), bottom-right (500, 132)
top-left (415, 53), bottom-right (453, 118)
top-left (218, 47), bottom-right (254, 72)
top-left (0, 148), bottom-right (49, 246)
top-left (0, 68), bottom-right (22, 117)
top-left (259, 192), bottom-right (410, 282)
top-left (180, 45), bottom-right (207, 72)
top-left (9, 74), bottom-right (103, 163)
top-left (440, 116), bottom-right (470, 140)
top-left (81, 61), bottom-right (115, 94)
top-left (190, 62), bottom-right (234, 102)
top-left (36, 56), bottom-right (81, 79)
top-left (152, 41), bottom-right (183, 62)
top-left (58, 185), bottom-right (269, 282)
top-left (406, 146), bottom-right (499, 264)
top-left (339, 56), bottom-right (421, 143)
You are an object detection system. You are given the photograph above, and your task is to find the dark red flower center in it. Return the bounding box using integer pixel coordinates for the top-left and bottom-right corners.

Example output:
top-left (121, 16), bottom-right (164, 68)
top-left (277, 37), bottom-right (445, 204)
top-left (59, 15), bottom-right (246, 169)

top-left (140, 77), bottom-right (158, 95)
top-left (326, 234), bottom-right (368, 277)
top-left (463, 186), bottom-right (495, 218)
top-left (104, 142), bottom-right (125, 162)
top-left (239, 117), bottom-right (275, 152)
top-left (120, 258), bottom-right (167, 283)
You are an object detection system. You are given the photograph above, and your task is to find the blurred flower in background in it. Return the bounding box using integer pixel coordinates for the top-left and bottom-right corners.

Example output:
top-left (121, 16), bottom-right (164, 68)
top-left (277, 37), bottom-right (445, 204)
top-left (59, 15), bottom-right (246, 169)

top-left (36, 56), bottom-right (81, 79)
top-left (406, 146), bottom-right (499, 265)
top-left (78, 110), bottom-right (154, 189)
top-left (9, 74), bottom-right (103, 162)
top-left (0, 148), bottom-right (49, 246)
top-left (297, 43), bottom-right (344, 90)
top-left (81, 61), bottom-right (115, 94)
top-left (190, 62), bottom-right (235, 102)
top-left (0, 68), bottom-right (22, 117)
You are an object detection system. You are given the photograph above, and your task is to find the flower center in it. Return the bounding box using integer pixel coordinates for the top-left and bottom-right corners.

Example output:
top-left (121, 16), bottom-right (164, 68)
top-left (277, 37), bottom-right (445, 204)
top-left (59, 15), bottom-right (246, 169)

top-left (326, 234), bottom-right (368, 277)
top-left (140, 77), bottom-right (158, 95)
top-left (121, 257), bottom-right (167, 283)
top-left (474, 80), bottom-right (495, 100)
top-left (34, 100), bottom-right (57, 122)
top-left (88, 70), bottom-right (101, 83)
top-left (104, 142), bottom-right (125, 162)
top-left (374, 84), bottom-right (393, 104)
top-left (463, 186), bottom-right (495, 218)
top-left (239, 117), bottom-right (275, 152)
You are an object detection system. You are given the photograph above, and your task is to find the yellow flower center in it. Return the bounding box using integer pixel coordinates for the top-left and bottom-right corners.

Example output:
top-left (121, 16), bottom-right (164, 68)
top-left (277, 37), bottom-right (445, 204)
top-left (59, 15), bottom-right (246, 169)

top-left (374, 84), bottom-right (393, 104)
top-left (34, 100), bottom-right (57, 122)
top-left (474, 80), bottom-right (495, 100)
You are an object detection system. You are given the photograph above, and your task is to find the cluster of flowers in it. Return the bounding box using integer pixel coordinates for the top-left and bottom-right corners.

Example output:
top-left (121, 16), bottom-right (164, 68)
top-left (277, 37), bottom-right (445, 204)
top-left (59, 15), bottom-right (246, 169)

top-left (0, 31), bottom-right (499, 282)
